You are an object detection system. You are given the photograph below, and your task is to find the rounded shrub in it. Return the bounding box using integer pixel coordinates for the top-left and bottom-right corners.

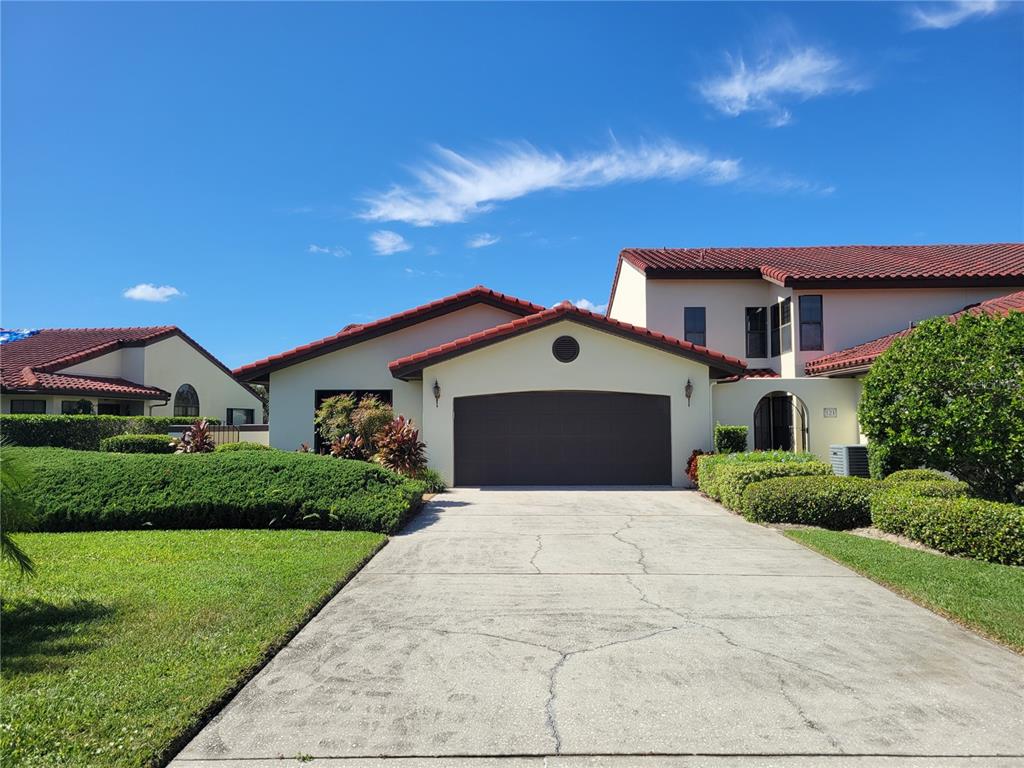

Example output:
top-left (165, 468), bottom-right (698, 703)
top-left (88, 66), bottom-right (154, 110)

top-left (884, 468), bottom-right (953, 484)
top-left (742, 475), bottom-right (878, 529)
top-left (713, 424), bottom-right (748, 454)
top-left (214, 441), bottom-right (273, 452)
top-left (418, 468), bottom-right (447, 494)
top-left (695, 451), bottom-right (828, 508)
top-left (99, 434), bottom-right (176, 454)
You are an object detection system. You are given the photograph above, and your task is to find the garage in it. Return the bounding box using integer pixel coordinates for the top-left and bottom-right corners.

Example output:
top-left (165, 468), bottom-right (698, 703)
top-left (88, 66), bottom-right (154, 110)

top-left (453, 390), bottom-right (671, 486)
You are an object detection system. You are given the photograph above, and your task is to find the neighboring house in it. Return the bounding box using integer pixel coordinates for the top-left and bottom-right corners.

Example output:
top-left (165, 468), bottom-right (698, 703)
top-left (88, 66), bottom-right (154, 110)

top-left (1, 326), bottom-right (265, 425)
top-left (236, 243), bottom-right (1024, 487)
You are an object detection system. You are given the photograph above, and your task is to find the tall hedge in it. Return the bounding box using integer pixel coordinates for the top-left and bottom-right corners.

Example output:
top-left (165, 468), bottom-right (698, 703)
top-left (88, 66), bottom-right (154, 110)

top-left (696, 451), bottom-right (831, 511)
top-left (713, 424), bottom-right (748, 454)
top-left (7, 447), bottom-right (424, 534)
top-left (858, 309), bottom-right (1024, 501)
top-left (0, 415), bottom-right (219, 451)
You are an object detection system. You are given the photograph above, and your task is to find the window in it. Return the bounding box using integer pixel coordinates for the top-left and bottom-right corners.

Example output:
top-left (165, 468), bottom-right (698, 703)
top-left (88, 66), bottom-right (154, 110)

top-left (683, 306), bottom-right (706, 346)
top-left (770, 303), bottom-right (781, 357)
top-left (62, 399), bottom-right (94, 415)
top-left (745, 307), bottom-right (768, 358)
top-left (799, 295), bottom-right (824, 351)
top-left (10, 399), bottom-right (46, 414)
top-left (226, 408), bottom-right (255, 425)
top-left (173, 384), bottom-right (200, 418)
top-left (770, 298), bottom-right (792, 356)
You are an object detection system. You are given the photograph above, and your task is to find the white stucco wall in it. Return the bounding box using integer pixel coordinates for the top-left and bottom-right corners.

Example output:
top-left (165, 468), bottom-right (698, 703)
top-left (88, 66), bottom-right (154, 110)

top-left (711, 377), bottom-right (863, 461)
top-left (607, 260), bottom-right (648, 327)
top-left (417, 319), bottom-right (715, 487)
top-left (143, 335), bottom-right (264, 421)
top-left (267, 303), bottom-right (522, 451)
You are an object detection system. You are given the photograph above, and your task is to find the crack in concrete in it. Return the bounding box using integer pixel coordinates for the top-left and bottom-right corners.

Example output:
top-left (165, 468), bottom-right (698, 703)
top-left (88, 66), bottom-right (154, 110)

top-left (611, 515), bottom-right (649, 574)
top-left (529, 535), bottom-right (544, 574)
top-left (777, 673), bottom-right (845, 752)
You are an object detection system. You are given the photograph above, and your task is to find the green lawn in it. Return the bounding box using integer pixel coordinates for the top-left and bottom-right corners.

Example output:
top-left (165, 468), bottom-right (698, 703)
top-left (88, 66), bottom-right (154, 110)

top-left (1, 529), bottom-right (386, 768)
top-left (786, 528), bottom-right (1024, 653)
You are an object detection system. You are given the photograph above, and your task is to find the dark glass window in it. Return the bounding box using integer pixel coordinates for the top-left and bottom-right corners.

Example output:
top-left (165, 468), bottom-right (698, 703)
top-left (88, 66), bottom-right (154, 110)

top-left (779, 298), bottom-right (792, 354)
top-left (227, 408), bottom-right (255, 425)
top-left (745, 307), bottom-right (768, 358)
top-left (62, 399), bottom-right (94, 415)
top-left (799, 295), bottom-right (824, 351)
top-left (173, 384), bottom-right (200, 418)
top-left (770, 303), bottom-right (781, 357)
top-left (684, 307), bottom-right (706, 346)
top-left (10, 399), bottom-right (46, 414)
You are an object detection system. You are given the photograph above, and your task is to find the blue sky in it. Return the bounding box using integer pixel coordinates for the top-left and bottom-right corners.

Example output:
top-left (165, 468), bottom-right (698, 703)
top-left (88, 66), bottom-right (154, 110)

top-left (3, 1), bottom-right (1021, 367)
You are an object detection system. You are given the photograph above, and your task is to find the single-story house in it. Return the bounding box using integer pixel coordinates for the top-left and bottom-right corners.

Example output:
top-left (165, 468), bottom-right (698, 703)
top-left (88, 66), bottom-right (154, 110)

top-left (1, 326), bottom-right (265, 425)
top-left (235, 243), bottom-right (1024, 487)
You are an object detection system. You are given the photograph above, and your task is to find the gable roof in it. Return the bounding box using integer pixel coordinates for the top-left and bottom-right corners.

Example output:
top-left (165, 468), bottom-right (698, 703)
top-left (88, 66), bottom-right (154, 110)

top-left (615, 243), bottom-right (1024, 290)
top-left (805, 290), bottom-right (1024, 376)
top-left (234, 286), bottom-right (546, 381)
top-left (388, 301), bottom-right (747, 380)
top-left (1, 326), bottom-right (260, 401)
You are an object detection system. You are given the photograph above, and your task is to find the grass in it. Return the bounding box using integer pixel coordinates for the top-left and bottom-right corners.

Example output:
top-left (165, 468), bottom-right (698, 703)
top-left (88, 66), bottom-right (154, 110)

top-left (786, 528), bottom-right (1024, 653)
top-left (1, 529), bottom-right (386, 767)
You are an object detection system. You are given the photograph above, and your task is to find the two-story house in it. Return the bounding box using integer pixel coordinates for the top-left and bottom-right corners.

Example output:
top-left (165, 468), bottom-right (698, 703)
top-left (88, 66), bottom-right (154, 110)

top-left (235, 243), bottom-right (1024, 487)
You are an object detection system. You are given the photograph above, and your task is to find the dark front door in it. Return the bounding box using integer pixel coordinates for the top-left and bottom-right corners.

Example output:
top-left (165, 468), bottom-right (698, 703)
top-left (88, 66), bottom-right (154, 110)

top-left (754, 394), bottom-right (794, 451)
top-left (453, 391), bottom-right (671, 486)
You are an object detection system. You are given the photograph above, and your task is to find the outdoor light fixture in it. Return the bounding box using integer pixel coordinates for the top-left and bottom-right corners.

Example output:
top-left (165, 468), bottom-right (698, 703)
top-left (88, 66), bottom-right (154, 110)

top-left (432, 380), bottom-right (441, 407)
top-left (685, 378), bottom-right (694, 407)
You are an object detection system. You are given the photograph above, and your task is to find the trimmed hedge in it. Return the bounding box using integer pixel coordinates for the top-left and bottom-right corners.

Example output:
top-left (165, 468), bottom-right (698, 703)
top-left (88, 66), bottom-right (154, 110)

top-left (714, 424), bottom-right (748, 454)
top-left (100, 434), bottom-right (177, 454)
top-left (214, 441), bottom-right (273, 452)
top-left (0, 415), bottom-right (219, 451)
top-left (696, 451), bottom-right (832, 511)
top-left (742, 475), bottom-right (878, 529)
top-left (870, 484), bottom-right (1024, 565)
top-left (884, 468), bottom-right (953, 484)
top-left (7, 447), bottom-right (424, 534)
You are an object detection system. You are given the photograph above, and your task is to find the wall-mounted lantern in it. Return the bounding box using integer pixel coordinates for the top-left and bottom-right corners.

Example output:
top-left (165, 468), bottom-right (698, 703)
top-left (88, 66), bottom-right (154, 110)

top-left (432, 380), bottom-right (441, 407)
top-left (684, 378), bottom-right (694, 407)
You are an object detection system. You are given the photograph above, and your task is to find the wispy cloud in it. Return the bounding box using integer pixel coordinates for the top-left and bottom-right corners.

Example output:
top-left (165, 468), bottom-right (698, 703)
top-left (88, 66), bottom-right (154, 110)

top-left (370, 230), bottom-right (412, 255)
top-left (699, 47), bottom-right (864, 127)
top-left (359, 139), bottom-right (742, 226)
top-left (573, 298), bottom-right (608, 314)
top-left (308, 244), bottom-right (350, 258)
top-left (467, 233), bottom-right (501, 249)
top-left (122, 283), bottom-right (183, 302)
top-left (908, 0), bottom-right (1004, 29)
top-left (404, 267), bottom-right (444, 278)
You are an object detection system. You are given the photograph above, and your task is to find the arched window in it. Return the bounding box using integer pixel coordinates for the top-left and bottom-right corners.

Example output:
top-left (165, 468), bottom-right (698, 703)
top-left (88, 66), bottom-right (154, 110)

top-left (173, 384), bottom-right (200, 418)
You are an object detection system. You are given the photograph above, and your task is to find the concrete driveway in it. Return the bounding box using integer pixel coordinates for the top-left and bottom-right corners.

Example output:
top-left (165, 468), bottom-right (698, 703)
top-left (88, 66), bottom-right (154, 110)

top-left (173, 489), bottom-right (1024, 767)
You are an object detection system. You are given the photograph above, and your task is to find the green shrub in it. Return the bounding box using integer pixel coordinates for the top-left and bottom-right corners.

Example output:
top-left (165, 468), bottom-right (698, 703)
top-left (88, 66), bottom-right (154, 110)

top-left (713, 424), bottom-right (748, 454)
top-left (859, 309), bottom-right (1024, 501)
top-left (0, 415), bottom-right (219, 451)
top-left (870, 484), bottom-right (1024, 565)
top-left (314, 394), bottom-right (356, 445)
top-left (697, 452), bottom-right (832, 511)
top-left (7, 447), bottom-right (424, 535)
top-left (741, 475), bottom-right (878, 529)
top-left (696, 451), bottom-right (819, 500)
top-left (100, 434), bottom-right (177, 454)
top-left (419, 468), bottom-right (447, 494)
top-left (890, 479), bottom-right (970, 499)
top-left (884, 468), bottom-right (953, 484)
top-left (351, 395), bottom-right (395, 452)
top-left (214, 441), bottom-right (273, 452)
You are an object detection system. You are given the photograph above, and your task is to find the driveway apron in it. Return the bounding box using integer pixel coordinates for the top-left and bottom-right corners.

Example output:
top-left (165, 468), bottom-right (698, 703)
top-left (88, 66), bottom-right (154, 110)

top-left (172, 488), bottom-right (1024, 767)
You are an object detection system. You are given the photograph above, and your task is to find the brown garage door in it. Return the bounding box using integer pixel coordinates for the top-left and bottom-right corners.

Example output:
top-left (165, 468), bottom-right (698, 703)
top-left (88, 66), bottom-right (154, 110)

top-left (453, 391), bottom-right (671, 486)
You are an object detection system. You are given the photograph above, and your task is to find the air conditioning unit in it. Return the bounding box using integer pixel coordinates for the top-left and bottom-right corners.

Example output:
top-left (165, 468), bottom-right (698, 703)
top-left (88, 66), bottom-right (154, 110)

top-left (830, 444), bottom-right (870, 477)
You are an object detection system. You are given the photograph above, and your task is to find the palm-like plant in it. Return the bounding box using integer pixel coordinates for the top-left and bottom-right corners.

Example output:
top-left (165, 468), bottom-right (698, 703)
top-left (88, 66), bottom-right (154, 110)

top-left (176, 419), bottom-right (216, 453)
top-left (1, 443), bottom-right (37, 575)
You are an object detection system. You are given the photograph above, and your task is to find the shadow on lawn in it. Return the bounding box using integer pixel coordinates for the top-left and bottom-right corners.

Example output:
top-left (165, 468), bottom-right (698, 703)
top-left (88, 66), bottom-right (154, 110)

top-left (1, 598), bottom-right (116, 676)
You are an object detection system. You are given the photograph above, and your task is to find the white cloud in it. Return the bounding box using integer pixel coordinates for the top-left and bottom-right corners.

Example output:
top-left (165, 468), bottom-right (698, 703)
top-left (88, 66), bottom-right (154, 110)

top-left (369, 230), bottom-right (412, 255)
top-left (122, 283), bottom-right (183, 302)
top-left (359, 139), bottom-right (742, 226)
top-left (699, 47), bottom-right (864, 126)
top-left (467, 233), bottom-right (501, 249)
top-left (573, 298), bottom-right (608, 314)
top-left (308, 244), bottom-right (350, 258)
top-left (908, 1), bottom-right (1004, 29)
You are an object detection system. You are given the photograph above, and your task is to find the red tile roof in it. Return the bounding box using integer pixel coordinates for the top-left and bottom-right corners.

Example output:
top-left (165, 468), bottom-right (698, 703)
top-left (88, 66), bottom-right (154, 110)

top-left (805, 290), bottom-right (1024, 376)
top-left (1, 326), bottom-right (258, 401)
top-left (617, 243), bottom-right (1024, 288)
top-left (234, 286), bottom-right (548, 381)
top-left (388, 301), bottom-right (748, 380)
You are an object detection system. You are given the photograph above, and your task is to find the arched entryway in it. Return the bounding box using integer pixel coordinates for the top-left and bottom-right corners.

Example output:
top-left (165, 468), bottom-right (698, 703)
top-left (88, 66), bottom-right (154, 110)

top-left (753, 391), bottom-right (809, 452)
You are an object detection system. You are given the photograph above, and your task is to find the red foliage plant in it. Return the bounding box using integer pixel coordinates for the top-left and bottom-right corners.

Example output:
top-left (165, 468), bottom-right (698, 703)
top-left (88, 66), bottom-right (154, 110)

top-left (372, 416), bottom-right (426, 477)
top-left (687, 449), bottom-right (712, 485)
top-left (175, 419), bottom-right (216, 454)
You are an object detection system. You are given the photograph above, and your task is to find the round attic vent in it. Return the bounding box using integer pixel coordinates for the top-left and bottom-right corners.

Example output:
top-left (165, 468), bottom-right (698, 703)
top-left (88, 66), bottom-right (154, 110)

top-left (552, 335), bottom-right (580, 363)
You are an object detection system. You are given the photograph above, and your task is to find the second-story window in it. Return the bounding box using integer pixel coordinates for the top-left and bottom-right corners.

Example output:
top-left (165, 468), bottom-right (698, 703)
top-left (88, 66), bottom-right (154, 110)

top-left (745, 307), bottom-right (768, 358)
top-left (770, 303), bottom-right (781, 357)
top-left (799, 295), bottom-right (824, 350)
top-left (684, 306), bottom-right (706, 346)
